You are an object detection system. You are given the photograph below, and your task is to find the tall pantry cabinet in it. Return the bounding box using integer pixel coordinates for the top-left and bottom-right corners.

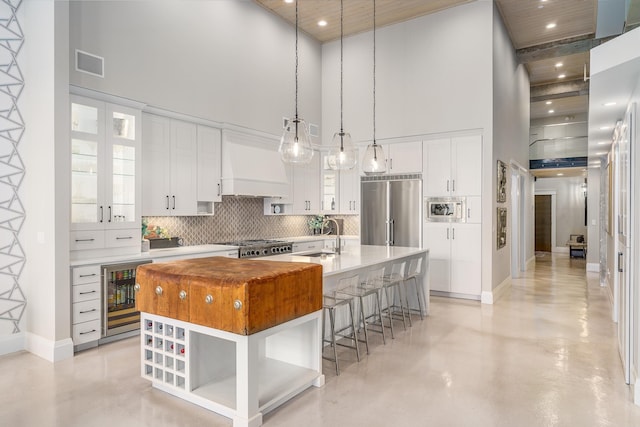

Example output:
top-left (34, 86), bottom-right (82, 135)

top-left (423, 135), bottom-right (482, 298)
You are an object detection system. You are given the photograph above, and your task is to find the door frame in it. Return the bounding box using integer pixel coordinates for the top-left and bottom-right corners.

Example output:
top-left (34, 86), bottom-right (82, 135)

top-left (534, 190), bottom-right (556, 252)
top-left (510, 163), bottom-right (527, 276)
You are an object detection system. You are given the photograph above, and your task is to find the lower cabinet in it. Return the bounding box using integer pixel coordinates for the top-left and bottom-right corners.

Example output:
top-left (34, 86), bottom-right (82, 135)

top-left (71, 265), bottom-right (102, 349)
top-left (424, 223), bottom-right (481, 297)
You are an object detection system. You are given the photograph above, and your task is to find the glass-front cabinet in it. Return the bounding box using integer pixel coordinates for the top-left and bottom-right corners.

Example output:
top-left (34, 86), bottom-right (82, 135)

top-left (70, 95), bottom-right (141, 254)
top-left (321, 153), bottom-right (338, 213)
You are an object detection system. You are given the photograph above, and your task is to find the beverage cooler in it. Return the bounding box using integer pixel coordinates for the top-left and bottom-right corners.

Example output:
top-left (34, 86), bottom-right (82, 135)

top-left (103, 261), bottom-right (151, 337)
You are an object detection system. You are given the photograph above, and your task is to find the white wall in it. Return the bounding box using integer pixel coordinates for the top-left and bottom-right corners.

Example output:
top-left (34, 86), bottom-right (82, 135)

top-left (587, 166), bottom-right (601, 269)
top-left (69, 0), bottom-right (322, 139)
top-left (18, 0), bottom-right (72, 361)
top-left (491, 4), bottom-right (532, 290)
top-left (321, 1), bottom-right (493, 145)
top-left (535, 176), bottom-right (588, 251)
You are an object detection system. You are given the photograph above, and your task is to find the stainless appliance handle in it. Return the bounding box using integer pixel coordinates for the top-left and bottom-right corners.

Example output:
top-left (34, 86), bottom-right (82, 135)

top-left (390, 219), bottom-right (395, 245)
top-left (385, 220), bottom-right (390, 245)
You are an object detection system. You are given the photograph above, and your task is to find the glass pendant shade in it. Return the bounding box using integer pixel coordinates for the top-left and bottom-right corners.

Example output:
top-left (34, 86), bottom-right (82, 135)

top-left (362, 142), bottom-right (386, 175)
top-left (279, 117), bottom-right (314, 164)
top-left (327, 131), bottom-right (357, 170)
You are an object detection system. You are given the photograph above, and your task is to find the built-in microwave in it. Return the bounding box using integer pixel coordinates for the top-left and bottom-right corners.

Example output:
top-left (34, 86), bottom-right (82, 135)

top-left (424, 197), bottom-right (466, 222)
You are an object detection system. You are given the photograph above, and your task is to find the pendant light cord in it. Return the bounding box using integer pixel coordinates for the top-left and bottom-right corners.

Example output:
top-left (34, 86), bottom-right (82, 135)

top-left (372, 0), bottom-right (377, 159)
top-left (295, 0), bottom-right (299, 122)
top-left (340, 0), bottom-right (344, 136)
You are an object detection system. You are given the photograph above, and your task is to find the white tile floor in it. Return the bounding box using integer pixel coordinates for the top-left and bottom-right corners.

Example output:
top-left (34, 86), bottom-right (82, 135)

top-left (2, 253), bottom-right (640, 426)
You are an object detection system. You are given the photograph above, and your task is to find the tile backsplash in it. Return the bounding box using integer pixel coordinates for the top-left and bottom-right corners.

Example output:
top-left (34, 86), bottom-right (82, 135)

top-left (144, 196), bottom-right (359, 246)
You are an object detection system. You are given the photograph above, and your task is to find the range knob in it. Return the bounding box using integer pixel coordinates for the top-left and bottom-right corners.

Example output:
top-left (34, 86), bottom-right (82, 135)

top-left (263, 249), bottom-right (268, 255)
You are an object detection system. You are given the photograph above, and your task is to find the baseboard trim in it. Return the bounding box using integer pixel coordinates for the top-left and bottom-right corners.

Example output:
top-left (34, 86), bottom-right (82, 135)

top-left (481, 276), bottom-right (511, 305)
top-left (587, 263), bottom-right (599, 272)
top-left (25, 333), bottom-right (74, 362)
top-left (0, 333), bottom-right (25, 357)
top-left (634, 370), bottom-right (640, 406)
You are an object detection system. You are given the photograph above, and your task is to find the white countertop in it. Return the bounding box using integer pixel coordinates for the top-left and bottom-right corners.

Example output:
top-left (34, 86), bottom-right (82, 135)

top-left (264, 245), bottom-right (426, 277)
top-left (284, 235), bottom-right (360, 243)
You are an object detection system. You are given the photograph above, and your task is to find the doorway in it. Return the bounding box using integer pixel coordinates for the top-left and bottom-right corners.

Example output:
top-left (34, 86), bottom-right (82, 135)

top-left (535, 194), bottom-right (552, 252)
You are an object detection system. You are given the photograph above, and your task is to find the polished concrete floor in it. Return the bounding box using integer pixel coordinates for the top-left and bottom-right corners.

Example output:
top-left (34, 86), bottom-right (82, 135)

top-left (3, 253), bottom-right (640, 426)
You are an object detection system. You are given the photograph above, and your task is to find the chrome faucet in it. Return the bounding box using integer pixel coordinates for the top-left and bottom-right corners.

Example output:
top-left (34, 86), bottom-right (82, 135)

top-left (322, 218), bottom-right (341, 255)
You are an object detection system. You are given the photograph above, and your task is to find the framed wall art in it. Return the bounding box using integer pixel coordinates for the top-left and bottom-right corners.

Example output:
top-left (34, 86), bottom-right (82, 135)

top-left (497, 207), bottom-right (507, 249)
top-left (497, 160), bottom-right (507, 203)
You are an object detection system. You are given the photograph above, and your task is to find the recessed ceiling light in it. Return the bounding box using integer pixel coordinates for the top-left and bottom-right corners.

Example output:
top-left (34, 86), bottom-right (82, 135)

top-left (558, 74), bottom-right (566, 78)
top-left (548, 109), bottom-right (555, 113)
top-left (546, 23), bottom-right (557, 29)
top-left (546, 101), bottom-right (553, 105)
top-left (596, 151), bottom-right (607, 155)
top-left (555, 62), bottom-right (563, 67)
top-left (600, 126), bottom-right (611, 130)
top-left (557, 173), bottom-right (564, 176)
top-left (604, 102), bottom-right (617, 107)
top-left (284, 0), bottom-right (294, 3)
top-left (597, 141), bottom-right (609, 145)
top-left (318, 20), bottom-right (327, 27)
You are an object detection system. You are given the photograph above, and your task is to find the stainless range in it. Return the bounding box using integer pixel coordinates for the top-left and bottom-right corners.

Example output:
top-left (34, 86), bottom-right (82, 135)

top-left (219, 239), bottom-right (293, 258)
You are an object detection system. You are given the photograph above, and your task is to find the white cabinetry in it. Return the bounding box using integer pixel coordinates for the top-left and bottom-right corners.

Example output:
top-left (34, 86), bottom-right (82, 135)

top-left (384, 141), bottom-right (423, 174)
top-left (292, 240), bottom-right (324, 253)
top-left (142, 114), bottom-right (220, 216)
top-left (320, 153), bottom-right (338, 214)
top-left (292, 154), bottom-right (320, 214)
top-left (71, 265), bottom-right (102, 349)
top-left (423, 135), bottom-right (482, 197)
top-left (339, 168), bottom-right (360, 214)
top-left (70, 96), bottom-right (141, 254)
top-left (424, 223), bottom-right (481, 297)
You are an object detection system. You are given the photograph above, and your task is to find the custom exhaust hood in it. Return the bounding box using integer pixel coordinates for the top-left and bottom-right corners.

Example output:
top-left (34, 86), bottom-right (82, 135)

top-left (221, 129), bottom-right (289, 198)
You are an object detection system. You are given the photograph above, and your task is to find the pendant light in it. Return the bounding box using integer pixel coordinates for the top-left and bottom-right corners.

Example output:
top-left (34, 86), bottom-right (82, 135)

top-left (362, 0), bottom-right (386, 175)
top-left (279, 0), bottom-right (314, 164)
top-left (327, 0), bottom-right (357, 170)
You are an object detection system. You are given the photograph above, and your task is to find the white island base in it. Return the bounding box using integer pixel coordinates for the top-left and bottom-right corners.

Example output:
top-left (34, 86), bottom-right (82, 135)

top-left (141, 311), bottom-right (324, 427)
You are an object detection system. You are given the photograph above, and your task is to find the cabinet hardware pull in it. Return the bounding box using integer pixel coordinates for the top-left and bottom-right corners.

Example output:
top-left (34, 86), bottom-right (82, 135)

top-left (155, 286), bottom-right (163, 296)
top-left (468, 208), bottom-right (471, 219)
top-left (172, 195), bottom-right (176, 210)
top-left (79, 308), bottom-right (97, 314)
top-left (618, 252), bottom-right (624, 273)
top-left (108, 206), bottom-right (112, 222)
top-left (116, 236), bottom-right (133, 240)
top-left (79, 273), bottom-right (97, 277)
top-left (134, 284), bottom-right (140, 292)
top-left (452, 180), bottom-right (456, 192)
top-left (75, 238), bottom-right (95, 242)
top-left (390, 158), bottom-right (393, 170)
top-left (446, 180), bottom-right (449, 192)
top-left (179, 290), bottom-right (187, 300)
top-left (205, 295), bottom-right (214, 304)
top-left (446, 228), bottom-right (449, 240)
top-left (79, 329), bottom-right (97, 335)
top-left (79, 290), bottom-right (96, 295)
top-left (166, 195), bottom-right (170, 210)
top-left (99, 206), bottom-right (104, 223)
top-left (217, 183), bottom-right (221, 197)
top-left (452, 228), bottom-right (455, 240)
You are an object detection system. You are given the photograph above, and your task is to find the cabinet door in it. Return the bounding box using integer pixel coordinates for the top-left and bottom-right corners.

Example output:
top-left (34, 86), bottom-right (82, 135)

top-left (423, 138), bottom-right (451, 197)
top-left (450, 223), bottom-right (481, 296)
top-left (71, 96), bottom-right (106, 230)
top-left (170, 120), bottom-right (198, 215)
top-left (292, 154), bottom-right (320, 214)
top-left (320, 154), bottom-right (338, 213)
top-left (452, 135), bottom-right (482, 196)
top-left (423, 223), bottom-right (451, 292)
top-left (339, 168), bottom-right (359, 214)
top-left (387, 141), bottom-right (422, 174)
top-left (465, 196), bottom-right (481, 224)
top-left (306, 154), bottom-right (321, 212)
top-left (141, 114), bottom-right (172, 216)
top-left (292, 164), bottom-right (309, 214)
top-left (197, 125), bottom-right (222, 202)
top-left (105, 103), bottom-right (140, 229)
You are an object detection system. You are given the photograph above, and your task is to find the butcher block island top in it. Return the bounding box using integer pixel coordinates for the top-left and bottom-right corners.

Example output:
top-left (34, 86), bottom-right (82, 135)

top-left (136, 257), bottom-right (323, 335)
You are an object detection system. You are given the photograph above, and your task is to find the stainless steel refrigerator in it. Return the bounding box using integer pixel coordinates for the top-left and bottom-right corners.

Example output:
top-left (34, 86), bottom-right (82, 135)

top-left (361, 176), bottom-right (422, 247)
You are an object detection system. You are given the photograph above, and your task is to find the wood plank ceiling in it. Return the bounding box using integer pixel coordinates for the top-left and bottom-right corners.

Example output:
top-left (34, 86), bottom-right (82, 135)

top-left (254, 0), bottom-right (640, 177)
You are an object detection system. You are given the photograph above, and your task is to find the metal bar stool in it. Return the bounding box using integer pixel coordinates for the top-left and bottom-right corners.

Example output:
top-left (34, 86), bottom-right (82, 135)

top-left (322, 275), bottom-right (361, 375)
top-left (404, 257), bottom-right (426, 320)
top-left (383, 261), bottom-right (410, 330)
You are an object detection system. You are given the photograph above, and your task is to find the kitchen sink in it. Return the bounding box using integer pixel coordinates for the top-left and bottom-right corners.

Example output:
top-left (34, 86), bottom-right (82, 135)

top-left (301, 251), bottom-right (336, 257)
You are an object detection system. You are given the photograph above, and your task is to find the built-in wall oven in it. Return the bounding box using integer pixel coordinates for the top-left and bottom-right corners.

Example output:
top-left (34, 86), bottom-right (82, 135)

top-left (102, 260), bottom-right (152, 338)
top-left (425, 197), bottom-right (466, 222)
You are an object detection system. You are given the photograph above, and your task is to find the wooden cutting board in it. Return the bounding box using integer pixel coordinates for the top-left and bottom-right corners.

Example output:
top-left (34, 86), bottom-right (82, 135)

top-left (136, 257), bottom-right (323, 335)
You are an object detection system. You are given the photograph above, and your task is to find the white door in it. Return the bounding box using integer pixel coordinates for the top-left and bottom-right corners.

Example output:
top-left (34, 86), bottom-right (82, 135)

top-left (423, 222), bottom-right (451, 292)
top-left (423, 138), bottom-right (451, 197)
top-left (450, 223), bottom-right (482, 296)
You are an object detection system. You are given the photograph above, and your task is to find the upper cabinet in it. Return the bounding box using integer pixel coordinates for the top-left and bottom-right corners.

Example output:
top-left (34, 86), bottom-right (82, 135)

top-left (384, 141), bottom-right (423, 174)
top-left (70, 95), bottom-right (141, 252)
top-left (292, 154), bottom-right (320, 214)
top-left (142, 114), bottom-right (219, 216)
top-left (320, 153), bottom-right (338, 214)
top-left (339, 167), bottom-right (360, 214)
top-left (423, 135), bottom-right (482, 197)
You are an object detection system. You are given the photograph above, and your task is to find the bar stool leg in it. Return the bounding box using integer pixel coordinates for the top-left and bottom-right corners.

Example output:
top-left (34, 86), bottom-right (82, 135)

top-left (358, 296), bottom-right (370, 354)
top-left (348, 300), bottom-right (360, 362)
top-left (329, 307), bottom-right (339, 375)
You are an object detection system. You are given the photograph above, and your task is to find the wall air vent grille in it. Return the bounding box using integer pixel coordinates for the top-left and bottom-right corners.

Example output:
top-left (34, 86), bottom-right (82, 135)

top-left (75, 50), bottom-right (104, 78)
top-left (308, 123), bottom-right (319, 137)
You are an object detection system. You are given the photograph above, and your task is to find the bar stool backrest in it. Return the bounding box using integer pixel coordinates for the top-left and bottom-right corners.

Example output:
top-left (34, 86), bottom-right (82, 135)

top-left (366, 267), bottom-right (386, 287)
top-left (390, 262), bottom-right (406, 282)
top-left (337, 274), bottom-right (360, 291)
top-left (407, 257), bottom-right (422, 279)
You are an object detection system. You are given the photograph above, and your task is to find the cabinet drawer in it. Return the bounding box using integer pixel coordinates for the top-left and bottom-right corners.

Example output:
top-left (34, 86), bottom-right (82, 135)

top-left (73, 299), bottom-right (101, 324)
top-left (73, 319), bottom-right (101, 345)
top-left (105, 228), bottom-right (140, 248)
top-left (72, 265), bottom-right (101, 285)
top-left (70, 230), bottom-right (105, 251)
top-left (72, 282), bottom-right (101, 303)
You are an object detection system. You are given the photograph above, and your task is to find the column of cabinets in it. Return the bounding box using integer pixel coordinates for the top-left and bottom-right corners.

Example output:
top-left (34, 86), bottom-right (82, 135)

top-left (70, 95), bottom-right (142, 253)
top-left (291, 154), bottom-right (321, 214)
top-left (423, 135), bottom-right (482, 297)
top-left (142, 114), bottom-right (220, 216)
